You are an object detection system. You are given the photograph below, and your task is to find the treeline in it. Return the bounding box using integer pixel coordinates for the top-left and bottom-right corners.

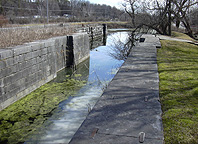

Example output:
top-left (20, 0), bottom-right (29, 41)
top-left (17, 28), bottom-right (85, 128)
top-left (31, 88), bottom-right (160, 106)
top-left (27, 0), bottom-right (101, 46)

top-left (0, 0), bottom-right (128, 24)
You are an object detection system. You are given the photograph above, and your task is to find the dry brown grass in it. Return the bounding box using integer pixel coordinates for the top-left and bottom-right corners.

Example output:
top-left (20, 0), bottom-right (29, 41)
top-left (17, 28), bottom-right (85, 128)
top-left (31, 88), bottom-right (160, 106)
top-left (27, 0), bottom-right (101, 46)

top-left (0, 26), bottom-right (75, 49)
top-left (0, 21), bottom-right (128, 49)
top-left (0, 15), bottom-right (8, 28)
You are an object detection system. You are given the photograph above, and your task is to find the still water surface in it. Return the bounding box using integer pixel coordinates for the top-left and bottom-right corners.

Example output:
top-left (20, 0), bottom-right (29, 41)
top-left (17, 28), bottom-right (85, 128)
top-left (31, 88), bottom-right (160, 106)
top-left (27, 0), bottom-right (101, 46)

top-left (25, 31), bottom-right (129, 143)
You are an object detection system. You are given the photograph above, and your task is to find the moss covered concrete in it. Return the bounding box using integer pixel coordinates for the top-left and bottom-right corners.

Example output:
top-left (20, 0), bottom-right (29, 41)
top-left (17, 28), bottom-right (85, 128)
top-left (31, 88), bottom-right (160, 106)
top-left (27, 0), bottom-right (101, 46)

top-left (0, 76), bottom-right (86, 144)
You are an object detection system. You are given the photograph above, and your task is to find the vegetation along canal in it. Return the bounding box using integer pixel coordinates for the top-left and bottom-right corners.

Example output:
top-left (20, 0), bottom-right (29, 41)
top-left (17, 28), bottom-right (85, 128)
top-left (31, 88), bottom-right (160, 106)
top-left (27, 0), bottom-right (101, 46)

top-left (0, 31), bottom-right (132, 144)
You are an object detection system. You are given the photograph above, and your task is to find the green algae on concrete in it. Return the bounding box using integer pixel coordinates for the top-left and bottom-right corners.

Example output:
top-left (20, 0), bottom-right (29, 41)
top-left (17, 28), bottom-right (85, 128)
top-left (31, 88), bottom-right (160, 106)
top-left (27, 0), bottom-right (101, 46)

top-left (0, 77), bottom-right (86, 144)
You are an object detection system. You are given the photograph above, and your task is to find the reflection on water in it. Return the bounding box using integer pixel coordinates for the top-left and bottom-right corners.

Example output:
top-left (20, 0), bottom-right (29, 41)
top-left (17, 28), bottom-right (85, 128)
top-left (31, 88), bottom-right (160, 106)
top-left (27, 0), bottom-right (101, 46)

top-left (108, 32), bottom-right (134, 60)
top-left (25, 31), bottom-right (130, 144)
top-left (90, 34), bottom-right (107, 50)
top-left (53, 58), bottom-right (90, 83)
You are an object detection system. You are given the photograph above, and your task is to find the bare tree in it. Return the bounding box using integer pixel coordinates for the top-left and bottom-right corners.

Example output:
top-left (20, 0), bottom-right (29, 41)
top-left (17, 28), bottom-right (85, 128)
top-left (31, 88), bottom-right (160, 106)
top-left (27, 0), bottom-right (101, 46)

top-left (122, 0), bottom-right (139, 27)
top-left (171, 0), bottom-right (198, 37)
top-left (123, 0), bottom-right (198, 37)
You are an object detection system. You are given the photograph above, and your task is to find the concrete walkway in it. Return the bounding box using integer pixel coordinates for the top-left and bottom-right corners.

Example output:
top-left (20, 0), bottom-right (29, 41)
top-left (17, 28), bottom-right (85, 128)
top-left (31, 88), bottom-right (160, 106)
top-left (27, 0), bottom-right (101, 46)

top-left (157, 34), bottom-right (198, 46)
top-left (69, 34), bottom-right (164, 144)
top-left (157, 34), bottom-right (193, 43)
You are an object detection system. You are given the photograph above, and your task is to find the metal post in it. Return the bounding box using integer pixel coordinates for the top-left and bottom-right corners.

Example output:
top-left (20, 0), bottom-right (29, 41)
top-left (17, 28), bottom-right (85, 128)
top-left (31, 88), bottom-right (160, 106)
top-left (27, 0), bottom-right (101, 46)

top-left (47, 0), bottom-right (49, 23)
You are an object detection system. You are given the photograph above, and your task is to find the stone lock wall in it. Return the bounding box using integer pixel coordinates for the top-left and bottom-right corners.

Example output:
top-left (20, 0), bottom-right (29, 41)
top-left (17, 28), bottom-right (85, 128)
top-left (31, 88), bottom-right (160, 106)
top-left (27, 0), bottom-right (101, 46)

top-left (0, 33), bottom-right (90, 111)
top-left (67, 33), bottom-right (90, 67)
top-left (77, 24), bottom-right (107, 39)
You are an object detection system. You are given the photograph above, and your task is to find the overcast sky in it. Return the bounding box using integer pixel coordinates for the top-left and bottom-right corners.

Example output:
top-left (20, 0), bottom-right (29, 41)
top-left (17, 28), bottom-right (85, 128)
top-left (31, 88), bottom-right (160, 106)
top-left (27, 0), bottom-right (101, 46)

top-left (89, 0), bottom-right (123, 8)
top-left (89, 0), bottom-right (166, 9)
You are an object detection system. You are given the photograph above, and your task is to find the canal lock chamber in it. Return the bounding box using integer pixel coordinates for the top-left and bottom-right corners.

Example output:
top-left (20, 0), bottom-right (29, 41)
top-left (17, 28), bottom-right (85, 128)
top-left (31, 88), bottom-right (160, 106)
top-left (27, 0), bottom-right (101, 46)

top-left (0, 30), bottom-right (134, 144)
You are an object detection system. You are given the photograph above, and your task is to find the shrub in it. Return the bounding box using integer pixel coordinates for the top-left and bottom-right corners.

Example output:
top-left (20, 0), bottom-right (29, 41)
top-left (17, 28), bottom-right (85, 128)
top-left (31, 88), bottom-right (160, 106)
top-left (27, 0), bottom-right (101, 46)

top-left (0, 15), bottom-right (8, 27)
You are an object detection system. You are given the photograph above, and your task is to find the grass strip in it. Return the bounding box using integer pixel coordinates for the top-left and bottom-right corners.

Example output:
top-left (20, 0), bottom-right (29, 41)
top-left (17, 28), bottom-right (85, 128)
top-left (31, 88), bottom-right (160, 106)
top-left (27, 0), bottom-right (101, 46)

top-left (171, 31), bottom-right (196, 42)
top-left (157, 40), bottom-right (198, 144)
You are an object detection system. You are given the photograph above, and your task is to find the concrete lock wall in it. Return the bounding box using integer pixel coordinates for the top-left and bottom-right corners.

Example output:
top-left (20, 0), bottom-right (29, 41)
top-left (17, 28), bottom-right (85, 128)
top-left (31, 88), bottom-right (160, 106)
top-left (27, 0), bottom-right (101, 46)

top-left (0, 32), bottom-right (90, 111)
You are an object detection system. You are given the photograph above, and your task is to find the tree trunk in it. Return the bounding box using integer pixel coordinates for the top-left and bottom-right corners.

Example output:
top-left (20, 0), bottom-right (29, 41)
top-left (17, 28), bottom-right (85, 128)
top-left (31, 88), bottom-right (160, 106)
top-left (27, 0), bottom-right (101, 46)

top-left (182, 17), bottom-right (194, 38)
top-left (168, 0), bottom-right (171, 36)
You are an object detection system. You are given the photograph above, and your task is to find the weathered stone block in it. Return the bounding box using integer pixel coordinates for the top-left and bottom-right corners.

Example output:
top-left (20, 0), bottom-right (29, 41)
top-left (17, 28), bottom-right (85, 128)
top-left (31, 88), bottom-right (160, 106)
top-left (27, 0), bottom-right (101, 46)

top-left (3, 75), bottom-right (12, 86)
top-left (36, 70), bottom-right (43, 81)
top-left (4, 82), bottom-right (17, 95)
top-left (0, 78), bottom-right (4, 87)
top-left (47, 54), bottom-right (53, 64)
top-left (32, 50), bottom-right (42, 58)
top-left (38, 62), bottom-right (44, 70)
top-left (45, 39), bottom-right (55, 48)
top-left (6, 88), bottom-right (19, 99)
top-left (55, 36), bottom-right (67, 47)
top-left (0, 94), bottom-right (3, 103)
top-left (13, 54), bottom-right (25, 65)
top-left (50, 63), bottom-right (57, 75)
top-left (18, 60), bottom-right (33, 71)
top-left (41, 48), bottom-right (48, 55)
top-left (15, 62), bottom-right (21, 72)
top-left (31, 64), bottom-right (39, 74)
top-left (2, 94), bottom-right (8, 103)
top-left (42, 54), bottom-right (48, 62)
top-left (5, 58), bottom-right (14, 67)
top-left (24, 52), bottom-right (33, 61)
top-left (0, 87), bottom-right (4, 96)
top-left (30, 41), bottom-right (44, 51)
top-left (36, 56), bottom-right (43, 63)
top-left (4, 72), bottom-right (22, 87)
top-left (30, 58), bottom-right (37, 66)
top-left (25, 59), bottom-right (34, 69)
top-left (47, 46), bottom-right (55, 53)
top-left (17, 62), bottom-right (25, 71)
top-left (18, 80), bottom-right (26, 92)
top-left (62, 37), bottom-right (67, 46)
top-left (0, 49), bottom-right (13, 60)
top-left (54, 38), bottom-right (61, 47)
top-left (25, 73), bottom-right (36, 84)
top-left (0, 67), bottom-right (12, 79)
top-left (10, 65), bottom-right (17, 74)
top-left (11, 45), bottom-right (32, 56)
top-left (29, 73), bottom-right (39, 84)
top-left (39, 61), bottom-right (48, 72)
top-left (21, 68), bottom-right (31, 78)
top-left (45, 65), bottom-right (51, 76)
top-left (0, 60), bottom-right (6, 70)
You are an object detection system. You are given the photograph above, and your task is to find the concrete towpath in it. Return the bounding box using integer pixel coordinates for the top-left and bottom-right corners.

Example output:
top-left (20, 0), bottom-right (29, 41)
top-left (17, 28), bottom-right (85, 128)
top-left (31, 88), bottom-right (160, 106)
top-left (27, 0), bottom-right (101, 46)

top-left (156, 34), bottom-right (193, 42)
top-left (69, 34), bottom-right (164, 144)
top-left (157, 34), bottom-right (198, 46)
